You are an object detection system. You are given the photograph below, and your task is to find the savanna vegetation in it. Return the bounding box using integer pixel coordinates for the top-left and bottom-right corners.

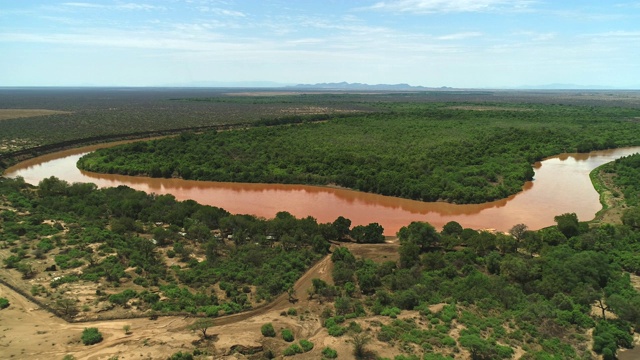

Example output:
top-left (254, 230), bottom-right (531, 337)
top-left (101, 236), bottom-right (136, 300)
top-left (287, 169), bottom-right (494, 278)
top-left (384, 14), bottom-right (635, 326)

top-left (0, 175), bottom-right (386, 320)
top-left (78, 101), bottom-right (640, 203)
top-left (0, 88), bottom-right (371, 168)
top-left (3, 89), bottom-right (640, 359)
top-left (295, 153), bottom-right (640, 359)
top-left (5, 161), bottom-right (640, 358)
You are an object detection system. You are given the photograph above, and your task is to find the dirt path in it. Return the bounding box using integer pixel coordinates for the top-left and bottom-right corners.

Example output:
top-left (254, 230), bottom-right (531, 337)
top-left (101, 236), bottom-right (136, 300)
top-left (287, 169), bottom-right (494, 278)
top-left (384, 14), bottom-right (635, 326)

top-left (213, 253), bottom-right (333, 326)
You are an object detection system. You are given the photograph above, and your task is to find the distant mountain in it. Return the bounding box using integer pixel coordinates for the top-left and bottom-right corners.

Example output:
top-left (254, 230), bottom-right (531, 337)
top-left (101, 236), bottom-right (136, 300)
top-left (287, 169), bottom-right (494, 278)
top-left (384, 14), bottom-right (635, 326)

top-left (290, 82), bottom-right (445, 91)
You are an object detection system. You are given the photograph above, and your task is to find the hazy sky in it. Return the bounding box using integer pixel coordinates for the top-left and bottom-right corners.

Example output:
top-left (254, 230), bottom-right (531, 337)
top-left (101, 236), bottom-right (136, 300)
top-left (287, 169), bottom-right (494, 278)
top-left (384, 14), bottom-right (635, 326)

top-left (2, 0), bottom-right (640, 88)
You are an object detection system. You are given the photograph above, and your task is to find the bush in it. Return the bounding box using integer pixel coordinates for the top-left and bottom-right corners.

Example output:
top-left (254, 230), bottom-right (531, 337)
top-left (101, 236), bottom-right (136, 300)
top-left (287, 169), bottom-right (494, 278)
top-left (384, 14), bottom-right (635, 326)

top-left (283, 344), bottom-right (303, 356)
top-left (0, 297), bottom-right (9, 309)
top-left (287, 307), bottom-right (297, 316)
top-left (281, 328), bottom-right (294, 342)
top-left (299, 339), bottom-right (314, 352)
top-left (81, 327), bottom-right (103, 345)
top-left (322, 346), bottom-right (338, 358)
top-left (168, 351), bottom-right (194, 360)
top-left (261, 323), bottom-right (276, 337)
top-left (327, 325), bottom-right (347, 337)
top-left (381, 306), bottom-right (401, 318)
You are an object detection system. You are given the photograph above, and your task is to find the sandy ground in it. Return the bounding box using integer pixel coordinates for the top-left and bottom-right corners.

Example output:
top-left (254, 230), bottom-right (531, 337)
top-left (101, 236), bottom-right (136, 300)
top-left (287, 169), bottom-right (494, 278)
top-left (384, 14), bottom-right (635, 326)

top-left (0, 109), bottom-right (71, 121)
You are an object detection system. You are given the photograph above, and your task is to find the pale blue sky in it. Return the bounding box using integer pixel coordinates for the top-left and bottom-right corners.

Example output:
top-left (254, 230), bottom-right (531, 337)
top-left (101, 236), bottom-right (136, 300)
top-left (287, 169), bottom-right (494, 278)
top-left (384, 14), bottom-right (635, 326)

top-left (1, 0), bottom-right (639, 88)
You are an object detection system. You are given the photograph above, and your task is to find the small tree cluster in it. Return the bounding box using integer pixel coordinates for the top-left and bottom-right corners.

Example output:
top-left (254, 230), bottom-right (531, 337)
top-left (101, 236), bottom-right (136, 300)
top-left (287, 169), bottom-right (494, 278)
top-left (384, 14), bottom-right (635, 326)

top-left (261, 323), bottom-right (276, 337)
top-left (81, 327), bottom-right (103, 345)
top-left (281, 328), bottom-right (294, 342)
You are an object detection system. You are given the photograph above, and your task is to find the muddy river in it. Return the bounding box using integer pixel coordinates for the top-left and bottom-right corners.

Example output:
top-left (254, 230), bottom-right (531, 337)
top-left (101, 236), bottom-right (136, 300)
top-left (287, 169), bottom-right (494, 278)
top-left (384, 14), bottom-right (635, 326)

top-left (4, 142), bottom-right (640, 235)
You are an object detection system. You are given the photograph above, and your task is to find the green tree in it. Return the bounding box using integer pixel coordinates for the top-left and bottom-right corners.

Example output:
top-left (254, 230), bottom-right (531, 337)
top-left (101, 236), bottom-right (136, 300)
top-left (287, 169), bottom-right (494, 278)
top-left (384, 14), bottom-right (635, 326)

top-left (554, 213), bottom-right (580, 238)
top-left (281, 328), bottom-right (295, 342)
top-left (189, 318), bottom-right (214, 340)
top-left (398, 221), bottom-right (440, 251)
top-left (54, 297), bottom-right (79, 317)
top-left (509, 223), bottom-right (528, 242)
top-left (622, 206), bottom-right (640, 229)
top-left (349, 332), bottom-right (371, 359)
top-left (322, 346), bottom-right (338, 358)
top-left (261, 323), bottom-right (276, 337)
top-left (332, 216), bottom-right (352, 240)
top-left (442, 221), bottom-right (463, 236)
top-left (350, 223), bottom-right (385, 243)
top-left (81, 328), bottom-right (103, 345)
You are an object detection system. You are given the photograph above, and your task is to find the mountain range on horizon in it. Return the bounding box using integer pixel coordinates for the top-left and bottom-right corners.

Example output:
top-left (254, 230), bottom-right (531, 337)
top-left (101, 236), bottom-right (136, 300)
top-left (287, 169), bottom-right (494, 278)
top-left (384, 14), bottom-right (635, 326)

top-left (164, 81), bottom-right (634, 91)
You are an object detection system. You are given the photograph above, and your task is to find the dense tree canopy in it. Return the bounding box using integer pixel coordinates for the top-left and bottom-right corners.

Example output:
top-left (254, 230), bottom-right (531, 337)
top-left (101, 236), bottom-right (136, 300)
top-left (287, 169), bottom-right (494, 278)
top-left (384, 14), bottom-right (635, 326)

top-left (78, 102), bottom-right (640, 204)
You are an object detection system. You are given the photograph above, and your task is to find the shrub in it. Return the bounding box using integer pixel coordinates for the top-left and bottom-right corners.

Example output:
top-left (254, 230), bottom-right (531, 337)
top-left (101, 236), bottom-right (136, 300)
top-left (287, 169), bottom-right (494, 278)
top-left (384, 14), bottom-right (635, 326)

top-left (299, 339), bottom-right (314, 352)
top-left (0, 297), bottom-right (9, 309)
top-left (287, 307), bottom-right (297, 316)
top-left (168, 351), bottom-right (194, 360)
top-left (322, 346), bottom-right (338, 358)
top-left (81, 327), bottom-right (103, 345)
top-left (283, 344), bottom-right (303, 356)
top-left (281, 328), bottom-right (294, 342)
top-left (327, 325), bottom-right (347, 337)
top-left (381, 306), bottom-right (401, 318)
top-left (261, 323), bottom-right (276, 337)
top-left (441, 336), bottom-right (457, 347)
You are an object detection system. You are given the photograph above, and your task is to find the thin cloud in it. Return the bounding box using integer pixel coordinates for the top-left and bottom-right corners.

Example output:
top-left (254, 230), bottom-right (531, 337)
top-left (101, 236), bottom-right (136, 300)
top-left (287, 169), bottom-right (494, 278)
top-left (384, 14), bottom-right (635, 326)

top-left (61, 2), bottom-right (165, 11)
top-left (118, 3), bottom-right (165, 11)
top-left (197, 6), bottom-right (246, 17)
top-left (513, 31), bottom-right (557, 42)
top-left (585, 31), bottom-right (640, 42)
top-left (436, 32), bottom-right (483, 40)
top-left (365, 0), bottom-right (535, 14)
top-left (62, 2), bottom-right (104, 8)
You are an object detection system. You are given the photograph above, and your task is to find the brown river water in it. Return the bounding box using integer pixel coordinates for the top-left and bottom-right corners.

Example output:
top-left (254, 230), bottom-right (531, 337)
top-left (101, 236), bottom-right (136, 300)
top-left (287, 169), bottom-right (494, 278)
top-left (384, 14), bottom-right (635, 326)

top-left (4, 141), bottom-right (640, 235)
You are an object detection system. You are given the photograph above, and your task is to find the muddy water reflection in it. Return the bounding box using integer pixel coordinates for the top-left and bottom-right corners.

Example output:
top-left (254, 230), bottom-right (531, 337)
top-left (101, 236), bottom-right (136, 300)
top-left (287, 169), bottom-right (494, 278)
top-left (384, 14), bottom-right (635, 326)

top-left (5, 143), bottom-right (640, 235)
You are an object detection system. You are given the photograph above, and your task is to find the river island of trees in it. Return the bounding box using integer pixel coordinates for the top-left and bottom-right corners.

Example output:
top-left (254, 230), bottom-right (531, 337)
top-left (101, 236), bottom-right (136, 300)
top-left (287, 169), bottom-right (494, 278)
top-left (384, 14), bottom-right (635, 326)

top-left (78, 101), bottom-right (640, 204)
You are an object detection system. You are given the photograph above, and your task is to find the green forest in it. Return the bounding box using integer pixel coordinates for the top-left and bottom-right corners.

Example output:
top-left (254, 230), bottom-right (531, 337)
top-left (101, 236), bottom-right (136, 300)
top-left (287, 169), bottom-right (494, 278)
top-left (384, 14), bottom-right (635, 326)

top-left (78, 102), bottom-right (640, 204)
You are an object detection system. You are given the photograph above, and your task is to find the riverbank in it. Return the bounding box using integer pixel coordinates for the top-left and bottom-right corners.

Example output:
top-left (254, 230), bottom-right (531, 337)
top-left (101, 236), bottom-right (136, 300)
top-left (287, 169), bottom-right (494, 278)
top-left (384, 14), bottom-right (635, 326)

top-left (9, 142), bottom-right (640, 234)
top-left (590, 163), bottom-right (627, 226)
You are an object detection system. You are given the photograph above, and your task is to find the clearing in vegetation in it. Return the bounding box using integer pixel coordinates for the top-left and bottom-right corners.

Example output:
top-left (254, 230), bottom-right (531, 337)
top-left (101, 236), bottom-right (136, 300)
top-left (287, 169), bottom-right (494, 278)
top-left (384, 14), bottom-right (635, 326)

top-left (0, 109), bottom-right (71, 121)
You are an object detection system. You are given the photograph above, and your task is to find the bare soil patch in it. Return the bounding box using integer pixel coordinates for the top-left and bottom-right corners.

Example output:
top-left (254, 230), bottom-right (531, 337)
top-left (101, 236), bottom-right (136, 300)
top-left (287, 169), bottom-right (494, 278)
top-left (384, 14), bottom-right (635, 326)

top-left (0, 109), bottom-right (72, 121)
top-left (343, 238), bottom-right (400, 263)
top-left (592, 169), bottom-right (626, 225)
